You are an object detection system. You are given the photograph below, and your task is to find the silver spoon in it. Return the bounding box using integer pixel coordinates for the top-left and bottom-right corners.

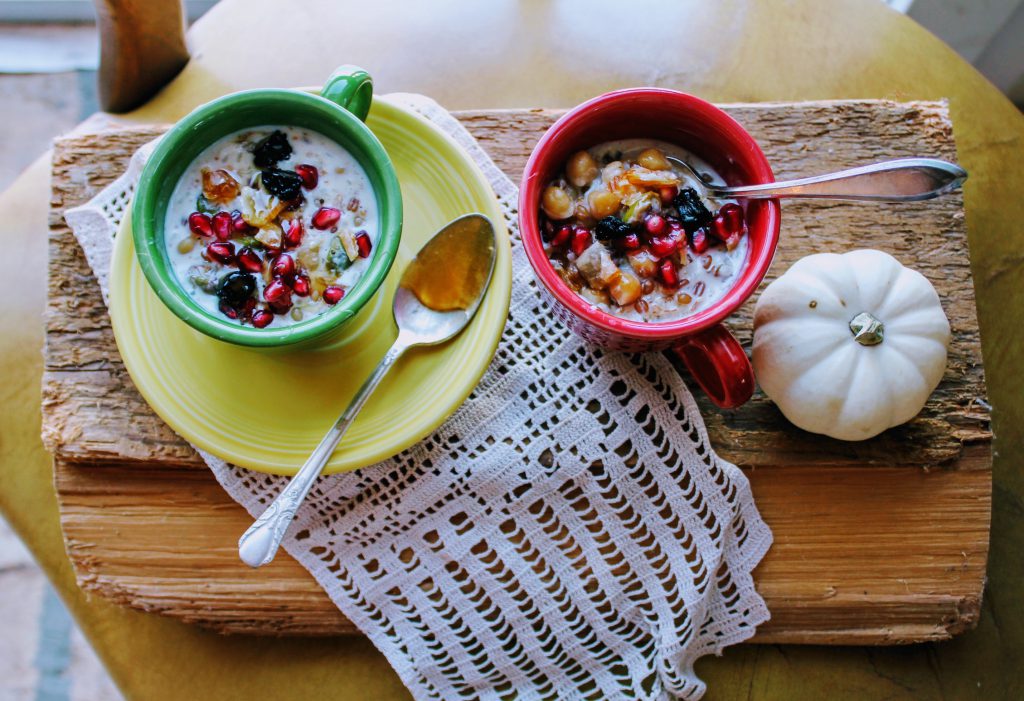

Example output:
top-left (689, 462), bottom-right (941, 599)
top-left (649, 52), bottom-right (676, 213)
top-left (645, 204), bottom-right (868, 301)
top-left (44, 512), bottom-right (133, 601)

top-left (238, 213), bottom-right (497, 568)
top-left (671, 157), bottom-right (966, 202)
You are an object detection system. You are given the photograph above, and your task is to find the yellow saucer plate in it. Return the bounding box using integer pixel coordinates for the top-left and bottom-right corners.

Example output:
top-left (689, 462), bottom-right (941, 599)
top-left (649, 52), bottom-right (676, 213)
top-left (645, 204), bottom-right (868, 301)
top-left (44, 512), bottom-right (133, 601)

top-left (109, 96), bottom-right (512, 475)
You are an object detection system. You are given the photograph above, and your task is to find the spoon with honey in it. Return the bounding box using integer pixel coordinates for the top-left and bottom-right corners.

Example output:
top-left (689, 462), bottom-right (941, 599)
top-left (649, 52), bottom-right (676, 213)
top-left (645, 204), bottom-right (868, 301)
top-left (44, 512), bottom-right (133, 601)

top-left (239, 214), bottom-right (497, 568)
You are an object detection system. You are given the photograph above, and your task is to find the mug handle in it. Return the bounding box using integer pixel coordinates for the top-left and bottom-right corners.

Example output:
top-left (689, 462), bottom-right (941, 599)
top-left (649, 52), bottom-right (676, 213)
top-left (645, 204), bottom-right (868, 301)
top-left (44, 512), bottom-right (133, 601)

top-left (672, 323), bottom-right (755, 409)
top-left (321, 65), bottom-right (373, 122)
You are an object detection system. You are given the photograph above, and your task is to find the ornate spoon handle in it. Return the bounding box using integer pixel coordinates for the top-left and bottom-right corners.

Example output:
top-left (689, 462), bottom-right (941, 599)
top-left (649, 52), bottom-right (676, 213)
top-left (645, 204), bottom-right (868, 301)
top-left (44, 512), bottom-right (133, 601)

top-left (237, 338), bottom-right (408, 568)
top-left (709, 158), bottom-right (966, 202)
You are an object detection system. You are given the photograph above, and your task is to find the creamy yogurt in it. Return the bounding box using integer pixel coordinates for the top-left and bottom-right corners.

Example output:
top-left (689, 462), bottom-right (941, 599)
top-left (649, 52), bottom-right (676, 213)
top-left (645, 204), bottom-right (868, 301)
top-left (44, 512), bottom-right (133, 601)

top-left (164, 126), bottom-right (379, 328)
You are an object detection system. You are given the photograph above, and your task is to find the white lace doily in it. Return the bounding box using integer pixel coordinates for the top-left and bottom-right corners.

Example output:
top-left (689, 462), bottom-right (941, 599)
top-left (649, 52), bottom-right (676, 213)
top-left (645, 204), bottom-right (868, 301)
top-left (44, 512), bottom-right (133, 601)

top-left (65, 93), bottom-right (772, 701)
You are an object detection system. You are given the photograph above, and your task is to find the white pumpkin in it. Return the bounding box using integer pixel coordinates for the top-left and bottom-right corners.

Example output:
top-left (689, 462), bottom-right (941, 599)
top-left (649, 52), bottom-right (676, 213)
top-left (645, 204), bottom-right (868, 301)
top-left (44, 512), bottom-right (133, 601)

top-left (752, 249), bottom-right (950, 441)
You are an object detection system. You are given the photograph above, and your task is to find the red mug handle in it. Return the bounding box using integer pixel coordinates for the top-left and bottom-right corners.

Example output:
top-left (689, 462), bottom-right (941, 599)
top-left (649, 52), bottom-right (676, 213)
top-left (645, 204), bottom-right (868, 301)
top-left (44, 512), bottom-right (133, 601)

top-left (672, 324), bottom-right (755, 409)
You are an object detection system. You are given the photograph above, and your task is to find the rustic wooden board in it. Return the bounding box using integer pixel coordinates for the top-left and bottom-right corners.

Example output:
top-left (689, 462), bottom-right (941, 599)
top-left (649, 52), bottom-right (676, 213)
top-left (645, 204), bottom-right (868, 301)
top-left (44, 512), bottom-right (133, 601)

top-left (42, 100), bottom-right (991, 643)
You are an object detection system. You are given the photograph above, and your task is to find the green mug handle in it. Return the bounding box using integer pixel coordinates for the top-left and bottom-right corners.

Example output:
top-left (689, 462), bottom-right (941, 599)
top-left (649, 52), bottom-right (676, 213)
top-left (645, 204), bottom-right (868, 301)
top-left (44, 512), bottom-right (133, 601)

top-left (321, 65), bottom-right (373, 122)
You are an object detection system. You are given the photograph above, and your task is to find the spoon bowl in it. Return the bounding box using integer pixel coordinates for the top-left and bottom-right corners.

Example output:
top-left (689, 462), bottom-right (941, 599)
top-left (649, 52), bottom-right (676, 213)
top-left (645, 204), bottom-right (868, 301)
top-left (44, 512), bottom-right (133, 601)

top-left (239, 214), bottom-right (497, 568)
top-left (393, 214), bottom-right (496, 344)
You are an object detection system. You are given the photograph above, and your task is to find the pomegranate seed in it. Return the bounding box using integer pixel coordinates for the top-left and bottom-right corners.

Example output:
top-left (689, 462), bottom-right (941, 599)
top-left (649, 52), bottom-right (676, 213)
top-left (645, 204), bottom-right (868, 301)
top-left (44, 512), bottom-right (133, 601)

top-left (311, 207), bottom-right (341, 230)
top-left (271, 253), bottom-right (295, 279)
top-left (550, 225), bottom-right (572, 248)
top-left (649, 236), bottom-right (677, 259)
top-left (666, 224), bottom-right (685, 247)
top-left (659, 185), bottom-right (679, 205)
top-left (251, 310), bottom-right (273, 328)
top-left (212, 212), bottom-right (233, 241)
top-left (690, 227), bottom-right (710, 254)
top-left (284, 220), bottom-right (304, 248)
top-left (355, 231), bottom-right (372, 258)
top-left (323, 286), bottom-right (345, 305)
top-left (292, 274), bottom-right (311, 297)
top-left (206, 241), bottom-right (235, 264)
top-left (294, 164), bottom-right (319, 190)
top-left (720, 203), bottom-right (745, 236)
top-left (263, 278), bottom-right (290, 303)
top-left (710, 213), bottom-right (731, 242)
top-left (239, 297), bottom-right (256, 321)
top-left (570, 226), bottom-right (592, 257)
top-left (658, 259), bottom-right (679, 287)
top-left (231, 211), bottom-right (253, 234)
top-left (218, 300), bottom-right (238, 319)
top-left (644, 214), bottom-right (667, 236)
top-left (621, 233), bottom-right (641, 250)
top-left (269, 297), bottom-right (293, 314)
top-left (188, 212), bottom-right (213, 237)
top-left (236, 247), bottom-right (262, 273)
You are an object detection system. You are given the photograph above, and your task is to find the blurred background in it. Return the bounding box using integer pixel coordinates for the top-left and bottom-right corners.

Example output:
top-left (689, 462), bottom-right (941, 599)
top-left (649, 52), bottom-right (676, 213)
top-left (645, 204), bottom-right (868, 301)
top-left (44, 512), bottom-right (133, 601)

top-left (0, 0), bottom-right (1020, 698)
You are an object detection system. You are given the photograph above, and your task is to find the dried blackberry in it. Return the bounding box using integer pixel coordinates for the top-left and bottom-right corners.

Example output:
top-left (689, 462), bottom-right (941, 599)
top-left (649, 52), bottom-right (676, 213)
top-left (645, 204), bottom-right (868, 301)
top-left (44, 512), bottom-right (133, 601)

top-left (217, 271), bottom-right (256, 307)
top-left (261, 168), bottom-right (304, 201)
top-left (594, 216), bottom-right (633, 243)
top-left (253, 130), bottom-right (292, 168)
top-left (672, 188), bottom-right (713, 232)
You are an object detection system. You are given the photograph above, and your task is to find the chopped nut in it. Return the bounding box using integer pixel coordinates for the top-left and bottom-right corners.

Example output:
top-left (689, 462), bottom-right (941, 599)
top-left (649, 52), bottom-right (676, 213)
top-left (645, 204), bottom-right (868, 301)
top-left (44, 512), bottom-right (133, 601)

top-left (575, 243), bottom-right (618, 289)
top-left (240, 186), bottom-right (286, 227)
top-left (339, 230), bottom-right (359, 261)
top-left (255, 224), bottom-right (283, 249)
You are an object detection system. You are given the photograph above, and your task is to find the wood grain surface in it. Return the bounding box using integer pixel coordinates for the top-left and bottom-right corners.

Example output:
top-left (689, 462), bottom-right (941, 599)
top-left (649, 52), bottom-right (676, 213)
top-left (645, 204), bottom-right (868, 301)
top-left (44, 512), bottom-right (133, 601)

top-left (42, 100), bottom-right (991, 643)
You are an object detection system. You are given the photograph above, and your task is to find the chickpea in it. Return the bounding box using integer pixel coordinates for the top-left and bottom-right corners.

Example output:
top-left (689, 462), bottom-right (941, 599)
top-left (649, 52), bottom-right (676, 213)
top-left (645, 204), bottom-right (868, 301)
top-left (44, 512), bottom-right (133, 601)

top-left (566, 150), bottom-right (599, 188)
top-left (637, 148), bottom-right (671, 171)
top-left (542, 185), bottom-right (574, 220)
top-left (609, 270), bottom-right (642, 306)
top-left (588, 188), bottom-right (621, 219)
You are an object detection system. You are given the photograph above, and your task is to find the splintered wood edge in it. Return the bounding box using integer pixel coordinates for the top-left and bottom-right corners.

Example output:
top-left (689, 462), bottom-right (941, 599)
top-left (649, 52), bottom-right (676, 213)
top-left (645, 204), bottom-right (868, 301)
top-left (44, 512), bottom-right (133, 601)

top-left (42, 100), bottom-right (990, 472)
top-left (53, 442), bottom-right (990, 643)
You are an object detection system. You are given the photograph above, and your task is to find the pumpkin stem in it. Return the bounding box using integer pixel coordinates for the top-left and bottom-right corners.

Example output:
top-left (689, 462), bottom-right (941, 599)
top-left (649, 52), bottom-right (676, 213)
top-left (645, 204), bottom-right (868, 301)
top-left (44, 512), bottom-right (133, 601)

top-left (850, 312), bottom-right (884, 346)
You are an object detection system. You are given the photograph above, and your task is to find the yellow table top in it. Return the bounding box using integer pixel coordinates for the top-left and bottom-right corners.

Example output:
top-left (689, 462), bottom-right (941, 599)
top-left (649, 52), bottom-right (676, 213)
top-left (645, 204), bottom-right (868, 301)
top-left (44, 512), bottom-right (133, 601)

top-left (3, 0), bottom-right (1022, 698)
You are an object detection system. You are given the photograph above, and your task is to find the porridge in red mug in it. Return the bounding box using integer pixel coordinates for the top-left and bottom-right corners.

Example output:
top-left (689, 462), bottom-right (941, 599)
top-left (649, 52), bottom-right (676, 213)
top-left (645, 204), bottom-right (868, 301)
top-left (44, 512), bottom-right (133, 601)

top-left (540, 139), bottom-right (748, 323)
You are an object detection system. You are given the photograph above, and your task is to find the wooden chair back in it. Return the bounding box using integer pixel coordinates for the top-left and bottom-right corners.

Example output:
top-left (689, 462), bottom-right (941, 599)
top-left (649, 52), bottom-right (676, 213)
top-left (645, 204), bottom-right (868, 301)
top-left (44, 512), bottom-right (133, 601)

top-left (93, 0), bottom-right (190, 112)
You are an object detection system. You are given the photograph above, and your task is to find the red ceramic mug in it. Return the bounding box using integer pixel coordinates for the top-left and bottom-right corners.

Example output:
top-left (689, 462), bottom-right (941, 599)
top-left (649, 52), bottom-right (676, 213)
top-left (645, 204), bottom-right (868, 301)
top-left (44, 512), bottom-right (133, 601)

top-left (519, 88), bottom-right (781, 408)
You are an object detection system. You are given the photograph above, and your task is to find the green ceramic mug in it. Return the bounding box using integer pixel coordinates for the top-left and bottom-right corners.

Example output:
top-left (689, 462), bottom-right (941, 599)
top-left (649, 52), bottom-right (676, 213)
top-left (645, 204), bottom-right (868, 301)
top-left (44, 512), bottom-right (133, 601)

top-left (131, 65), bottom-right (403, 348)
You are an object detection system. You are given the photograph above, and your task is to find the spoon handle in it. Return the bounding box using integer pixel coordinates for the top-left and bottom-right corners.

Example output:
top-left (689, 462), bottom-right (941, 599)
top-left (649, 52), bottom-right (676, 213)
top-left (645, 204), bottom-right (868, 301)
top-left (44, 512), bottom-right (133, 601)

top-left (238, 335), bottom-right (410, 568)
top-left (710, 158), bottom-right (967, 202)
